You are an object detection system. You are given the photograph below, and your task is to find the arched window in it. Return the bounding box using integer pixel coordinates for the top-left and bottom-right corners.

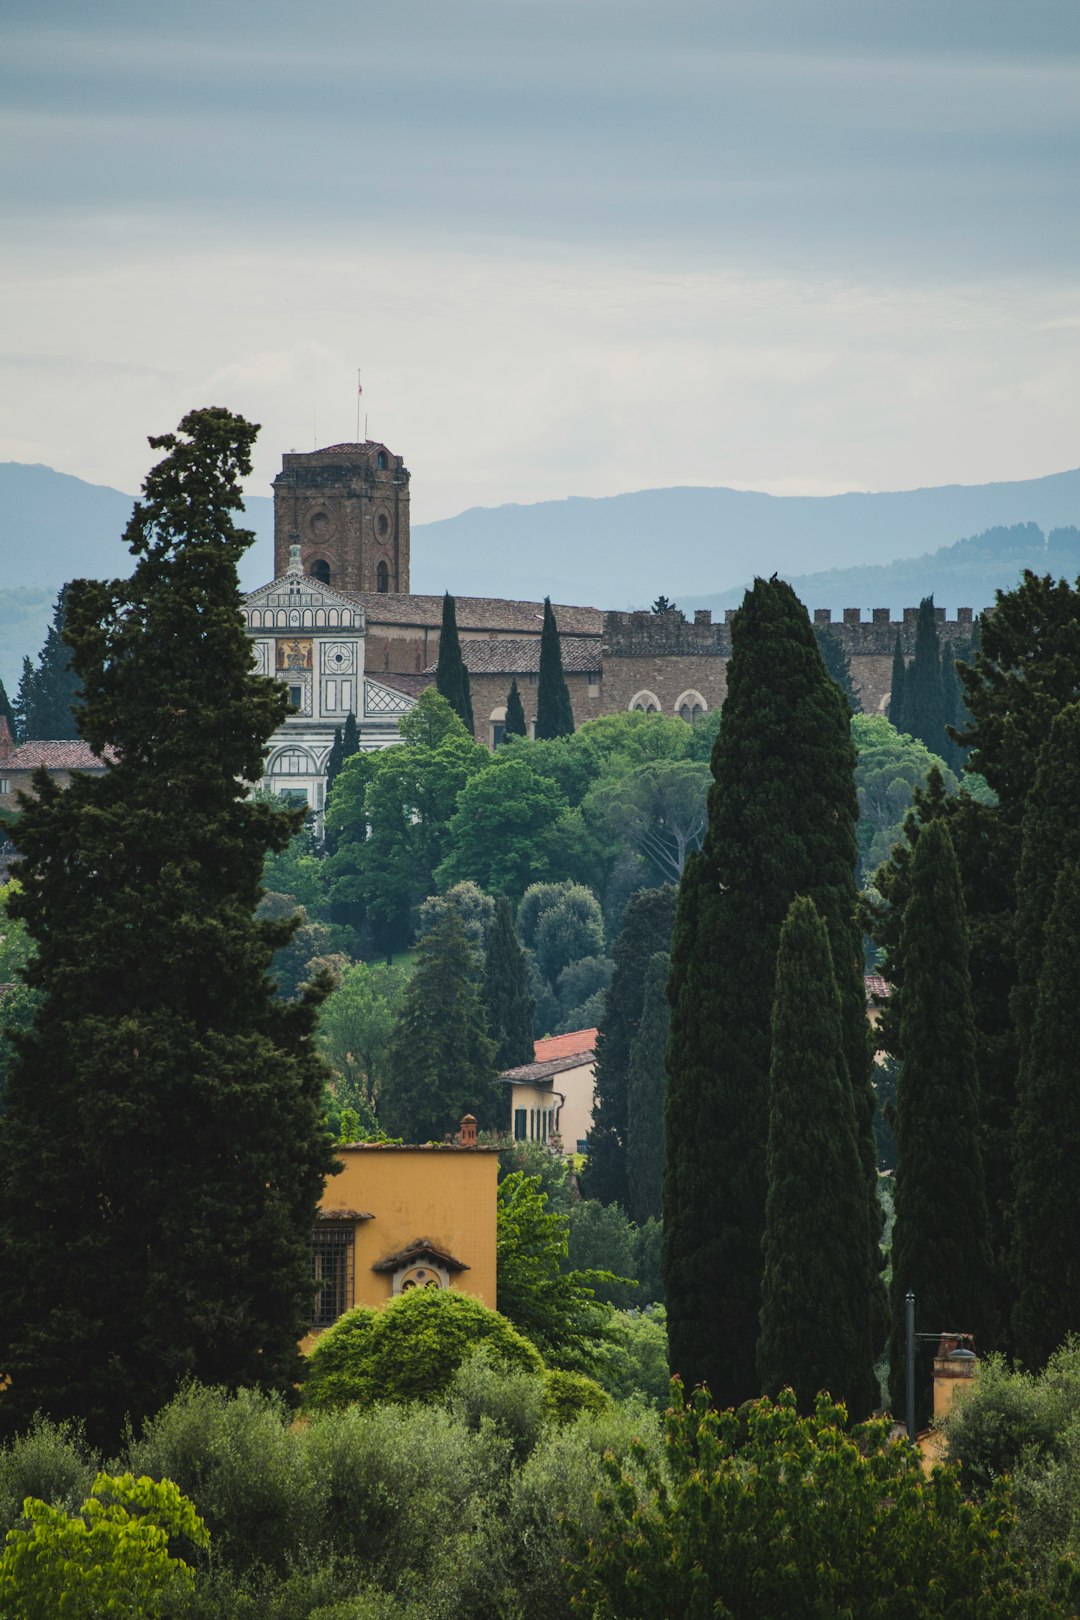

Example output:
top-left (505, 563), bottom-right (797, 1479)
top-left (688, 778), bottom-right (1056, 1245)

top-left (629, 690), bottom-right (662, 715)
top-left (376, 450), bottom-right (388, 470)
top-left (376, 560), bottom-right (389, 593)
top-left (376, 512), bottom-right (390, 538)
top-left (309, 558), bottom-right (330, 586)
top-left (675, 690), bottom-right (708, 726)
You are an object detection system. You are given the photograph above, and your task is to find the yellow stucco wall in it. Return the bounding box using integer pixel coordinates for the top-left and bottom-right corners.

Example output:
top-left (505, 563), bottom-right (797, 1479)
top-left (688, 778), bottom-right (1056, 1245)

top-left (507, 1061), bottom-right (596, 1156)
top-left (322, 1144), bottom-right (500, 1311)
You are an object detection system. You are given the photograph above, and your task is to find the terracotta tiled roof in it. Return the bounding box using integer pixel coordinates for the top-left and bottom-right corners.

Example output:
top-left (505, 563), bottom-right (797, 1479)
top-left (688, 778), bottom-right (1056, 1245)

top-left (534, 1029), bottom-right (598, 1061)
top-left (7, 741), bottom-right (109, 771)
top-left (359, 593), bottom-right (604, 637)
top-left (865, 974), bottom-right (891, 1001)
top-left (500, 1053), bottom-right (596, 1084)
top-left (374, 672), bottom-right (433, 698)
top-left (371, 1238), bottom-right (469, 1273)
top-left (422, 636), bottom-right (601, 678)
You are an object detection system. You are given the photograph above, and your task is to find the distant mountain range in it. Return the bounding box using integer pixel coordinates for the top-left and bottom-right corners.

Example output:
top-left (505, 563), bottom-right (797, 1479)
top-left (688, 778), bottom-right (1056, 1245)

top-left (3, 459), bottom-right (1080, 694)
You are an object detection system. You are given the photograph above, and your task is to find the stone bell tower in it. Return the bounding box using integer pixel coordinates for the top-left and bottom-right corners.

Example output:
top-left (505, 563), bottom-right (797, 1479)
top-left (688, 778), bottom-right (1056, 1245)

top-left (272, 441), bottom-right (410, 595)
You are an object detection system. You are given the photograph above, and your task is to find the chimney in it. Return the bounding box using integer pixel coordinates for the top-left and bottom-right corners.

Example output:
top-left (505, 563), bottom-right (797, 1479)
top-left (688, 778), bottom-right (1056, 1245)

top-left (457, 1114), bottom-right (478, 1147)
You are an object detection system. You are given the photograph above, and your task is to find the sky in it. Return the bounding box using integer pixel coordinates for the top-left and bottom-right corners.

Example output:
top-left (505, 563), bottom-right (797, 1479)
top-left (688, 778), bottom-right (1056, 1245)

top-left (3, 0), bottom-right (1079, 524)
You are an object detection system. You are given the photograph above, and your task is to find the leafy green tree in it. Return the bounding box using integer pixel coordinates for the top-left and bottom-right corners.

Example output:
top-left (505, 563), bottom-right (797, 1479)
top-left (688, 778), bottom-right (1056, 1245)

top-left (584, 759), bottom-right (708, 884)
top-left (813, 622), bottom-right (859, 712)
top-left (591, 1306), bottom-right (670, 1406)
top-left (1011, 861), bottom-right (1080, 1369)
top-left (380, 907), bottom-right (500, 1139)
top-left (625, 952), bottom-right (669, 1226)
top-left (535, 598), bottom-right (574, 739)
top-left (565, 1198), bottom-right (638, 1309)
top-left (664, 578), bottom-right (880, 1409)
top-left (483, 895), bottom-right (535, 1071)
top-left (302, 1287), bottom-right (542, 1413)
top-left (852, 713), bottom-right (955, 882)
top-left (940, 642), bottom-right (963, 770)
top-left (564, 1385), bottom-right (1074, 1620)
top-left (906, 595), bottom-right (946, 758)
top-left (586, 886), bottom-right (676, 1209)
top-left (887, 630), bottom-right (907, 732)
top-left (555, 952), bottom-right (612, 1035)
top-left (757, 898), bottom-right (877, 1417)
top-left (435, 591), bottom-right (474, 736)
top-left (437, 755), bottom-right (569, 900)
top-left (497, 1172), bottom-right (615, 1369)
top-left (0, 1471), bottom-right (209, 1619)
top-left (504, 677), bottom-right (527, 740)
top-left (13, 587), bottom-right (81, 741)
top-left (0, 885), bottom-right (38, 1109)
top-left (317, 959), bottom-right (409, 1118)
top-left (887, 818), bottom-right (994, 1421)
top-left (0, 408), bottom-right (338, 1449)
top-left (418, 880), bottom-right (495, 955)
top-left (518, 880), bottom-right (606, 991)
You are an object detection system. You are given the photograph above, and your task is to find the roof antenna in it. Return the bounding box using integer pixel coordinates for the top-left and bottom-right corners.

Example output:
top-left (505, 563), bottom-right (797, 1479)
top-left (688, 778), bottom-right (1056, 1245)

top-left (356, 369), bottom-right (363, 443)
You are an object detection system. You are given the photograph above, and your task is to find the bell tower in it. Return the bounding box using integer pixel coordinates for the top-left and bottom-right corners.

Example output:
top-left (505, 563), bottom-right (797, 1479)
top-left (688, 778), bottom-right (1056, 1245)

top-left (272, 441), bottom-right (410, 595)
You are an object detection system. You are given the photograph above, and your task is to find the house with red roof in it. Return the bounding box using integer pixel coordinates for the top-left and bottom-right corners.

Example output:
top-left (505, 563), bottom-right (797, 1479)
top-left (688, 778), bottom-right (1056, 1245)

top-left (0, 717), bottom-right (111, 818)
top-left (499, 1028), bottom-right (598, 1157)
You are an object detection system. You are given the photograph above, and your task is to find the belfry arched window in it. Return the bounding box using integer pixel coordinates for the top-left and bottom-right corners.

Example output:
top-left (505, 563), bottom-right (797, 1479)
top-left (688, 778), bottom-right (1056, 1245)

top-left (376, 560), bottom-right (389, 593)
top-left (309, 559), bottom-right (331, 586)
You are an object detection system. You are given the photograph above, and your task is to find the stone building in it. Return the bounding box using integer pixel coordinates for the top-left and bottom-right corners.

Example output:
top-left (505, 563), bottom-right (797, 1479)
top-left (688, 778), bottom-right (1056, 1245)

top-left (273, 441), bottom-right (410, 595)
top-left (423, 632), bottom-right (604, 747)
top-left (0, 718), bottom-right (111, 813)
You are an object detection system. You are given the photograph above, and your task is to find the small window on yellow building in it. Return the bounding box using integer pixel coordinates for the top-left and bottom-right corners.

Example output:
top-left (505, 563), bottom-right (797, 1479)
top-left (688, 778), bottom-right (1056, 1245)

top-left (399, 1265), bottom-right (444, 1291)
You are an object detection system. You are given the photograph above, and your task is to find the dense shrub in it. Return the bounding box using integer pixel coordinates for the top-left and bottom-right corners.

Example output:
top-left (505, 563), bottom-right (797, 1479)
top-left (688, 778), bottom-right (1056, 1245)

top-left (542, 1369), bottom-right (610, 1424)
top-left (302, 1289), bottom-right (543, 1414)
top-left (592, 1307), bottom-right (670, 1407)
top-left (0, 1415), bottom-right (96, 1534)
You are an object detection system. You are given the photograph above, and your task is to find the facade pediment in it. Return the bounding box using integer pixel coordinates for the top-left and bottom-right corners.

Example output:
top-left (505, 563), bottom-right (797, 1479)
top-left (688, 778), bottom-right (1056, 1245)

top-left (243, 572), bottom-right (365, 632)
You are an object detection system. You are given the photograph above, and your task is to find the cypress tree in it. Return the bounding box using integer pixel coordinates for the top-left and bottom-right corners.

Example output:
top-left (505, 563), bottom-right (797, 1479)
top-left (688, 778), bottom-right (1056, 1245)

top-left (940, 642), bottom-right (962, 771)
top-left (887, 633), bottom-right (907, 732)
top-left (584, 885), bottom-right (676, 1209)
top-left (757, 898), bottom-right (878, 1416)
top-left (325, 726), bottom-right (345, 792)
top-left (0, 408), bottom-right (337, 1448)
top-left (0, 675), bottom-right (15, 741)
top-left (1012, 860), bottom-right (1080, 1368)
top-left (483, 894), bottom-right (535, 1072)
top-left (887, 819), bottom-right (993, 1423)
top-left (436, 592), bottom-right (474, 737)
top-left (906, 597), bottom-right (945, 758)
top-left (625, 951), bottom-right (669, 1225)
top-left (380, 907), bottom-right (499, 1141)
top-left (504, 677), bottom-right (527, 741)
top-left (14, 587), bottom-right (81, 740)
top-left (535, 598), bottom-right (574, 740)
top-left (341, 709), bottom-right (360, 761)
top-left (813, 624), bottom-right (859, 713)
top-left (664, 577), bottom-right (881, 1409)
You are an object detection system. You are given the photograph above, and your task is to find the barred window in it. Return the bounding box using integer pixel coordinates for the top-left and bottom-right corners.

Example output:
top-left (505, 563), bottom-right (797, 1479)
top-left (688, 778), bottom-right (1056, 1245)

top-left (311, 1223), bottom-right (354, 1328)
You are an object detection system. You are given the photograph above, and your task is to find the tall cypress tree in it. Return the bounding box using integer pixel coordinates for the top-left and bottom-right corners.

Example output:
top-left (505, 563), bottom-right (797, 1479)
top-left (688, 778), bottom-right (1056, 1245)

top-left (940, 642), bottom-right (962, 771)
top-left (325, 726), bottom-right (345, 792)
top-left (381, 906), bottom-right (499, 1141)
top-left (1012, 860), bottom-right (1080, 1368)
top-left (483, 895), bottom-right (535, 1072)
top-left (504, 677), bottom-right (527, 741)
top-left (535, 598), bottom-right (574, 740)
top-left (664, 577), bottom-right (880, 1409)
top-left (906, 597), bottom-right (945, 758)
top-left (887, 819), bottom-right (993, 1423)
top-left (585, 885), bottom-right (676, 1209)
top-left (757, 898), bottom-right (877, 1417)
top-left (0, 408), bottom-right (337, 1448)
top-left (14, 587), bottom-right (81, 740)
top-left (436, 592), bottom-right (474, 737)
top-left (0, 675), bottom-right (15, 741)
top-left (813, 624), bottom-right (859, 713)
top-left (887, 633), bottom-right (907, 733)
top-left (625, 951), bottom-right (670, 1225)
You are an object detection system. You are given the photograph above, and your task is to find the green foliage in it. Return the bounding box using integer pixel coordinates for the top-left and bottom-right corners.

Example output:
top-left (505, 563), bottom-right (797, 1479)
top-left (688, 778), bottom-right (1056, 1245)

top-left (887, 630), bottom-right (907, 732)
top-left (907, 595), bottom-right (947, 758)
top-left (0, 1417), bottom-right (96, 1534)
top-left (566, 1197), bottom-right (638, 1309)
top-left (0, 1470), bottom-right (209, 1619)
top-left (535, 598), bottom-right (574, 740)
top-left (852, 712), bottom-right (955, 882)
top-left (435, 592), bottom-right (474, 736)
top-left (625, 951), bottom-right (669, 1224)
top-left (888, 819), bottom-right (994, 1420)
top-left (542, 1369), bottom-right (610, 1423)
top-left (591, 1307), bottom-right (670, 1407)
top-left (483, 894), bottom-right (535, 1071)
top-left (317, 960), bottom-right (409, 1117)
top-left (302, 1288), bottom-right (543, 1413)
top-left (665, 577), bottom-right (880, 1408)
top-left (503, 677), bottom-right (526, 740)
top-left (380, 906), bottom-right (499, 1139)
top-left (584, 758), bottom-right (708, 884)
top-left (497, 1172), bottom-right (616, 1369)
top-left (0, 408), bottom-right (337, 1449)
top-left (12, 586), bottom-right (81, 742)
top-left (417, 879), bottom-right (495, 955)
top-left (518, 880), bottom-right (606, 991)
top-left (1011, 860), bottom-right (1080, 1368)
top-left (814, 622), bottom-right (859, 712)
top-left (0, 885), bottom-right (38, 1106)
top-left (757, 897), bottom-right (877, 1417)
top-left (437, 756), bottom-right (569, 900)
top-left (585, 886), bottom-right (676, 1209)
top-left (564, 1384), bottom-right (1074, 1619)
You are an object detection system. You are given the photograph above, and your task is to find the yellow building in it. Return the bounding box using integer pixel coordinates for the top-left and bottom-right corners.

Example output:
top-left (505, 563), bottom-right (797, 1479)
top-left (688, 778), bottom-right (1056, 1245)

top-left (309, 1118), bottom-right (499, 1340)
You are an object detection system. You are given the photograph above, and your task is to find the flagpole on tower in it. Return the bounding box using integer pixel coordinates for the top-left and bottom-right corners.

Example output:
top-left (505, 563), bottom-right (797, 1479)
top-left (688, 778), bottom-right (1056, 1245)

top-left (356, 370), bottom-right (363, 443)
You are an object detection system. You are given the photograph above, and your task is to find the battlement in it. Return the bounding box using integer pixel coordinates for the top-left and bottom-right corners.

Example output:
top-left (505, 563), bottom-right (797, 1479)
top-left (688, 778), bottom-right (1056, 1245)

top-left (602, 606), bottom-right (977, 661)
